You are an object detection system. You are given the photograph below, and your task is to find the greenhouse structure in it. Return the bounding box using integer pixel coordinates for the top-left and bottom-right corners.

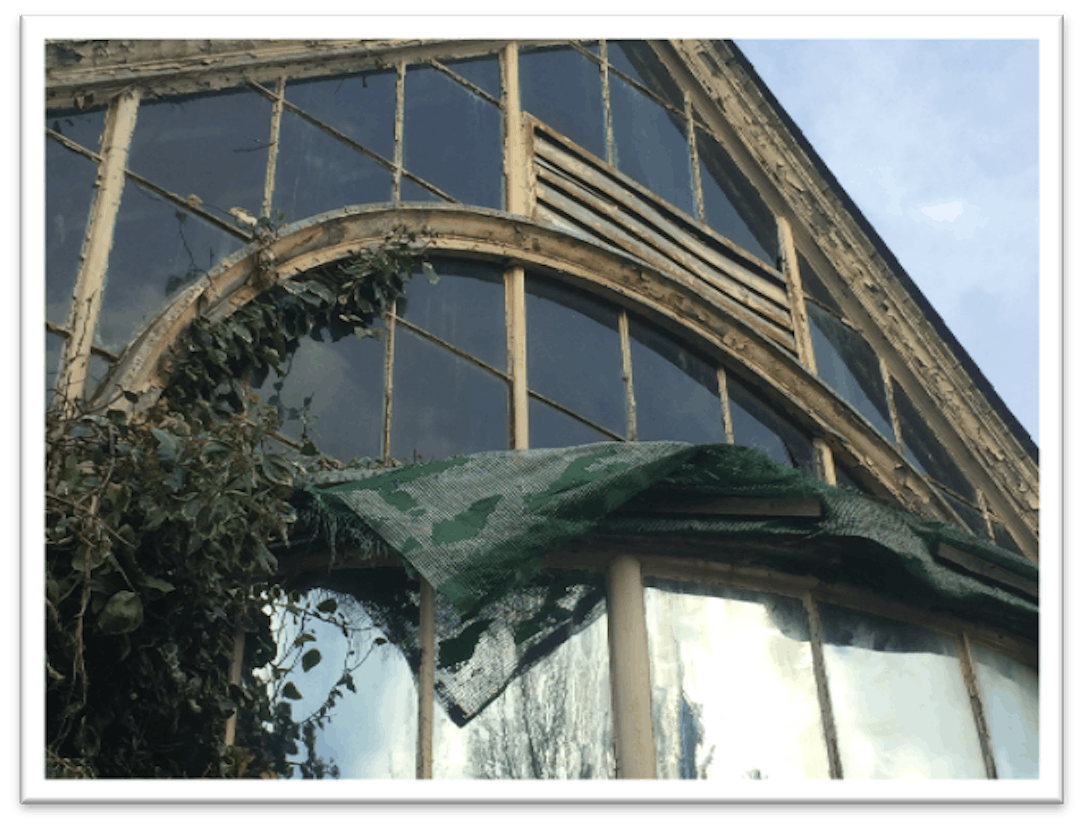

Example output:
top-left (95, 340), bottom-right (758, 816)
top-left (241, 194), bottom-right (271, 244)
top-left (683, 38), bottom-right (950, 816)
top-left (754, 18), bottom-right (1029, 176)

top-left (45, 39), bottom-right (1039, 781)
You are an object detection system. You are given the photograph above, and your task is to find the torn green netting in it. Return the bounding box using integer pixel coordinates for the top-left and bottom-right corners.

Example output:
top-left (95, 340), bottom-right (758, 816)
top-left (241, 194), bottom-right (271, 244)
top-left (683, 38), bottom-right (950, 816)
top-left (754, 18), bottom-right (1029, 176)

top-left (288, 441), bottom-right (1037, 724)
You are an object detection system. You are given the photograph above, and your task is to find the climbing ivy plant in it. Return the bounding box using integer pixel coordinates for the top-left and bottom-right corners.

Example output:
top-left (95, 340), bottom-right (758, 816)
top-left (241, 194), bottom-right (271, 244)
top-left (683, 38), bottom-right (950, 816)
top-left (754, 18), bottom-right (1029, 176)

top-left (45, 229), bottom-right (433, 778)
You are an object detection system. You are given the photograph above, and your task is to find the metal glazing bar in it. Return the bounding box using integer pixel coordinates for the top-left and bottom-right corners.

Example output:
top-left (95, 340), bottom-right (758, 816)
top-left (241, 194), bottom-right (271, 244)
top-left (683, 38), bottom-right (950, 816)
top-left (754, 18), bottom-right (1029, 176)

top-left (527, 388), bottom-right (625, 443)
top-left (416, 577), bottom-right (435, 779)
top-left (803, 591), bottom-right (843, 779)
top-left (958, 631), bottom-right (999, 779)
top-left (393, 61), bottom-right (405, 203)
top-left (599, 41), bottom-right (614, 166)
top-left (881, 356), bottom-right (904, 450)
top-left (605, 554), bottom-right (657, 779)
top-left (618, 311), bottom-right (637, 441)
top-left (55, 87), bottom-right (140, 414)
top-left (261, 76), bottom-right (285, 218)
top-left (686, 93), bottom-right (705, 223)
top-left (381, 304), bottom-right (396, 463)
top-left (777, 216), bottom-right (816, 373)
top-left (501, 42), bottom-right (528, 216)
top-left (717, 366), bottom-right (735, 445)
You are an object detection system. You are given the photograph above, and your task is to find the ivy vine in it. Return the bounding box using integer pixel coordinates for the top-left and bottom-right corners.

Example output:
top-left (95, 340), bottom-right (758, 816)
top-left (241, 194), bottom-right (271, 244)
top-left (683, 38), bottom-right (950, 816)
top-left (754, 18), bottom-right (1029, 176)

top-left (46, 229), bottom-right (432, 778)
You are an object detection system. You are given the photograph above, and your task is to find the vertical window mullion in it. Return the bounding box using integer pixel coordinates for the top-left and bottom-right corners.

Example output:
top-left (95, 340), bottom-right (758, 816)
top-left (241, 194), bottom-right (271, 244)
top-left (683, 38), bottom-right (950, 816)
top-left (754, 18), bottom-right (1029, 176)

top-left (261, 76), bottom-right (285, 219)
top-left (415, 578), bottom-right (435, 779)
top-left (618, 310), bottom-right (636, 441)
top-left (717, 365), bottom-right (734, 445)
top-left (381, 304), bottom-right (396, 463)
top-left (505, 266), bottom-right (528, 449)
top-left (686, 96), bottom-right (705, 222)
top-left (958, 631), bottom-right (1000, 779)
top-left (599, 40), bottom-right (614, 165)
top-left (802, 591), bottom-right (844, 779)
top-left (393, 60), bottom-right (405, 203)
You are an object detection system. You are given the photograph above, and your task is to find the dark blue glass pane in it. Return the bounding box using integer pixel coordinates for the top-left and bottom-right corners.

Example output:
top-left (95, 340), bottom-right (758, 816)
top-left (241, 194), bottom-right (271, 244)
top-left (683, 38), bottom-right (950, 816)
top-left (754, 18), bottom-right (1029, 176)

top-left (529, 397), bottom-right (613, 449)
top-left (727, 375), bottom-right (814, 474)
top-left (396, 257), bottom-right (505, 370)
top-left (46, 106), bottom-right (106, 151)
top-left (400, 177), bottom-right (446, 203)
top-left (46, 139), bottom-right (97, 326)
top-left (441, 55), bottom-right (501, 99)
top-left (798, 254), bottom-right (843, 315)
top-left (892, 380), bottom-right (977, 502)
top-left (608, 41), bottom-right (683, 110)
top-left (46, 329), bottom-right (63, 405)
top-left (943, 489), bottom-right (989, 539)
top-left (128, 88), bottom-right (272, 218)
top-left (98, 180), bottom-right (244, 351)
top-left (273, 110), bottom-right (393, 221)
top-left (992, 523), bottom-right (1024, 556)
top-left (629, 318), bottom-right (724, 444)
top-left (391, 329), bottom-right (509, 462)
top-left (697, 128), bottom-right (777, 264)
top-left (520, 47), bottom-right (605, 159)
top-left (806, 303), bottom-right (893, 443)
top-left (255, 329), bottom-right (385, 463)
top-left (610, 76), bottom-right (694, 215)
top-left (284, 69), bottom-right (396, 161)
top-left (404, 66), bottom-right (502, 209)
top-left (525, 276), bottom-right (625, 436)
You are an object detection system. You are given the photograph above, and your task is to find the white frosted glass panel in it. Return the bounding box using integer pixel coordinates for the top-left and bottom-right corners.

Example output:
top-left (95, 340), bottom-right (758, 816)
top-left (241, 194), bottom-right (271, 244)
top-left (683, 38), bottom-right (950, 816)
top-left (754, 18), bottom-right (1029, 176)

top-left (645, 582), bottom-right (829, 780)
top-left (818, 603), bottom-right (986, 778)
top-left (433, 614), bottom-right (614, 778)
top-left (972, 644), bottom-right (1039, 778)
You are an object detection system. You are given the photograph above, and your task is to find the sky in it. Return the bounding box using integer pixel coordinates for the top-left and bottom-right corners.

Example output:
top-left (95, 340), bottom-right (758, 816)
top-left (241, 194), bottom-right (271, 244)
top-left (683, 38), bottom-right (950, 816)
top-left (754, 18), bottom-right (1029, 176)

top-left (735, 39), bottom-right (1042, 446)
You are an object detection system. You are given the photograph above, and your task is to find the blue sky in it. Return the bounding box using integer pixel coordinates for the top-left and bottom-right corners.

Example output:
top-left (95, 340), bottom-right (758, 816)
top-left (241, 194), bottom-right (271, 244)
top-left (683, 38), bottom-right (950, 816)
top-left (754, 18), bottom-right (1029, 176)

top-left (736, 39), bottom-right (1041, 446)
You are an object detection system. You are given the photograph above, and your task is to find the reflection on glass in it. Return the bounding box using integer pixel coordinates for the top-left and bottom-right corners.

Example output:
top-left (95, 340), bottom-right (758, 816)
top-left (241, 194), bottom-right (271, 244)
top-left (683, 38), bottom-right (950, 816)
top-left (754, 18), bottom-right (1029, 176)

top-left (610, 75), bottom-right (694, 215)
top-left (520, 46), bottom-right (606, 159)
top-left (798, 254), bottom-right (844, 315)
top-left (892, 380), bottom-right (978, 503)
top-left (266, 588), bottom-right (417, 778)
top-left (98, 181), bottom-right (244, 351)
top-left (608, 41), bottom-right (683, 110)
top-left (273, 110), bottom-right (393, 221)
top-left (629, 318), bottom-right (724, 444)
top-left (806, 303), bottom-right (893, 443)
top-left (525, 276), bottom-right (625, 436)
top-left (128, 88), bottom-right (272, 216)
top-left (396, 258), bottom-right (505, 369)
top-left (46, 139), bottom-right (97, 326)
top-left (645, 581), bottom-right (828, 779)
top-left (696, 128), bottom-right (777, 264)
top-left (528, 397), bottom-right (613, 449)
top-left (817, 602), bottom-right (986, 778)
top-left (727, 375), bottom-right (814, 473)
top-left (434, 612), bottom-right (614, 778)
top-left (391, 329), bottom-right (509, 462)
top-left (404, 66), bottom-right (502, 209)
top-left (971, 644), bottom-right (1038, 778)
top-left (253, 328), bottom-right (385, 463)
top-left (441, 55), bottom-right (501, 99)
top-left (46, 106), bottom-right (106, 151)
top-left (284, 70), bottom-right (396, 161)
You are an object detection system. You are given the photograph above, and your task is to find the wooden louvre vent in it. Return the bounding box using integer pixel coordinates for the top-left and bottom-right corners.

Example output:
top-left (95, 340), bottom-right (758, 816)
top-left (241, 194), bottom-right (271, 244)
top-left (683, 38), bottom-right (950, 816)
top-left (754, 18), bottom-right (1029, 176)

top-left (528, 116), bottom-right (797, 353)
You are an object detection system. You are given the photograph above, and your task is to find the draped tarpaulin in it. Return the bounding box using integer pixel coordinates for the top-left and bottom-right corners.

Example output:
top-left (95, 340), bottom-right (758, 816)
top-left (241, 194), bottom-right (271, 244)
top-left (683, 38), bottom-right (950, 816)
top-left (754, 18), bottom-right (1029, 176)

top-left (287, 441), bottom-right (1037, 724)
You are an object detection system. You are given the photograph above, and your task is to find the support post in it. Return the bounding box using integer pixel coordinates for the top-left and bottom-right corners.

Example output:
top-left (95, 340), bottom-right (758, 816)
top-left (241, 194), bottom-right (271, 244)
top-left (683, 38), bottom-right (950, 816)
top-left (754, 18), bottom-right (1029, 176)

top-left (223, 622), bottom-right (246, 747)
top-left (415, 577), bottom-right (435, 779)
top-left (605, 554), bottom-right (657, 779)
top-left (55, 88), bottom-right (140, 413)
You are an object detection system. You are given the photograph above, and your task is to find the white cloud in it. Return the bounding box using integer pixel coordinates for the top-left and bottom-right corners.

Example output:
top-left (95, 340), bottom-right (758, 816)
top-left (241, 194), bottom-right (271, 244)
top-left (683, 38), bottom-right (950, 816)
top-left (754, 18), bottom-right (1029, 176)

top-left (921, 201), bottom-right (964, 222)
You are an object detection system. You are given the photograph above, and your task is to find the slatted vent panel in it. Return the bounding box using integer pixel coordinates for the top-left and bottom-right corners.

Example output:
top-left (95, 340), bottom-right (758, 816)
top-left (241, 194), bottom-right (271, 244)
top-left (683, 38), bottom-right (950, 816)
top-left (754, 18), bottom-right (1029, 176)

top-left (529, 119), bottom-right (796, 352)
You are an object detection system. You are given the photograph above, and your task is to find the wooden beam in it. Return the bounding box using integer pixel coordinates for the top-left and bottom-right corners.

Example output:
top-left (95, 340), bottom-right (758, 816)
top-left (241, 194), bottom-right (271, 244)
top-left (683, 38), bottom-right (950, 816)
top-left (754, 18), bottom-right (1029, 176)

top-left (935, 543), bottom-right (1038, 601)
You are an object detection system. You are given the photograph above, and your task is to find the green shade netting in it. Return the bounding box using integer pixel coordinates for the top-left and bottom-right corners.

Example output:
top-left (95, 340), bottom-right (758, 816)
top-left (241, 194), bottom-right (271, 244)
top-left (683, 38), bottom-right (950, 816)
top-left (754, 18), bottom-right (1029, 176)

top-left (287, 441), bottom-right (1036, 723)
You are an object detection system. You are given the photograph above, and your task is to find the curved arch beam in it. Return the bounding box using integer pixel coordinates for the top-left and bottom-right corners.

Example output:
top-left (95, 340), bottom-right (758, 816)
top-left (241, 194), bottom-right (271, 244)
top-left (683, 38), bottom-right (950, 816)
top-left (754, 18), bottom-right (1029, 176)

top-left (94, 203), bottom-right (967, 526)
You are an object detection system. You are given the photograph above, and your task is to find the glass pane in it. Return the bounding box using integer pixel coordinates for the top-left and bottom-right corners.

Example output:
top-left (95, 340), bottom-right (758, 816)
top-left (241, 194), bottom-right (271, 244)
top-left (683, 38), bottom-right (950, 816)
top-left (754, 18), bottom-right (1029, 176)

top-left (284, 69), bottom-right (396, 161)
top-left (608, 41), bottom-right (683, 110)
top-left (45, 329), bottom-right (63, 405)
top-left (697, 128), bottom-right (777, 264)
top-left (98, 181), bottom-right (245, 351)
top-left (629, 317), bottom-right (724, 444)
top-left (528, 397), bottom-right (613, 449)
top-left (610, 75), bottom-right (694, 215)
top-left (942, 489), bottom-right (990, 539)
top-left (798, 254), bottom-right (844, 315)
top-left (253, 328), bottom-right (385, 464)
top-left (806, 303), bottom-right (894, 443)
top-left (86, 354), bottom-right (110, 399)
top-left (992, 522), bottom-right (1025, 557)
top-left (525, 277), bottom-right (625, 436)
top-left (434, 611), bottom-right (614, 778)
top-left (971, 644), bottom-right (1038, 778)
top-left (273, 110), bottom-right (393, 221)
top-left (46, 139), bottom-right (97, 326)
top-left (520, 46), bottom-right (606, 159)
top-left (264, 581), bottom-right (417, 778)
top-left (727, 374), bottom-right (815, 473)
top-left (404, 65), bottom-right (502, 209)
top-left (645, 581), bottom-right (828, 779)
top-left (891, 380), bottom-right (978, 502)
top-left (817, 602), bottom-right (986, 778)
top-left (391, 329), bottom-right (509, 462)
top-left (395, 257), bottom-right (505, 370)
top-left (400, 177), bottom-right (446, 203)
top-left (46, 106), bottom-right (106, 152)
top-left (128, 88), bottom-right (272, 217)
top-left (441, 54), bottom-right (501, 99)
